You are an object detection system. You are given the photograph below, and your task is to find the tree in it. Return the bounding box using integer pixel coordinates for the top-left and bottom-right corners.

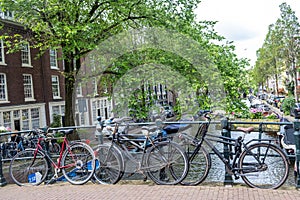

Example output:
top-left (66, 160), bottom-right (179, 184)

top-left (0, 0), bottom-right (201, 127)
top-left (252, 3), bottom-right (300, 100)
top-left (83, 20), bottom-right (250, 116)
top-left (253, 23), bottom-right (285, 95)
top-left (277, 3), bottom-right (300, 101)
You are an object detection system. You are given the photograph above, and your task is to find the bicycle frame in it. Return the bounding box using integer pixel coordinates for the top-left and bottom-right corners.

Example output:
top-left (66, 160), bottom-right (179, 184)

top-left (114, 132), bottom-right (161, 171)
top-left (187, 121), bottom-right (279, 176)
top-left (32, 136), bottom-right (76, 174)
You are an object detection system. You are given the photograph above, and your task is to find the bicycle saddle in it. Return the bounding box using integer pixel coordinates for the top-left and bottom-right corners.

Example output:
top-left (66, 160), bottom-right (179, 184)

top-left (236, 127), bottom-right (254, 133)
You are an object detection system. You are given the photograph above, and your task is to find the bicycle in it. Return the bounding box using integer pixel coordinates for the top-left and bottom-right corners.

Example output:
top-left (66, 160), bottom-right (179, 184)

top-left (93, 119), bottom-right (189, 185)
top-left (178, 113), bottom-right (290, 189)
top-left (9, 129), bottom-right (96, 186)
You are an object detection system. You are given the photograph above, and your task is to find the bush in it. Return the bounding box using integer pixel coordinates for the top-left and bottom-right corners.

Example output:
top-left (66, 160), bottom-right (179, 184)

top-left (281, 96), bottom-right (295, 115)
top-left (50, 113), bottom-right (62, 128)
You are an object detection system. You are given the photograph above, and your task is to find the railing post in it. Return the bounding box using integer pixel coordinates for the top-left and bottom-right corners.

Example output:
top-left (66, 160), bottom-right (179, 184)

top-left (293, 120), bottom-right (300, 188)
top-left (221, 118), bottom-right (233, 186)
top-left (0, 135), bottom-right (7, 186)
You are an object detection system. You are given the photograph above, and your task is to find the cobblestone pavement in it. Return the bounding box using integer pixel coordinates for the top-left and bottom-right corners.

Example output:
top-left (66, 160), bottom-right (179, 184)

top-left (1, 182), bottom-right (300, 200)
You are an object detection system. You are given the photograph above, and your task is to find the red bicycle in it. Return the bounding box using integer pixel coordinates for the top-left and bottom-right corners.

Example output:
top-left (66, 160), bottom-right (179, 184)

top-left (9, 129), bottom-right (96, 186)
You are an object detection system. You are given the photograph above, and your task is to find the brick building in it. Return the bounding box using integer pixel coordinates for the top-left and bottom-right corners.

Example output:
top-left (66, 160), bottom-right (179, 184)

top-left (0, 16), bottom-right (65, 131)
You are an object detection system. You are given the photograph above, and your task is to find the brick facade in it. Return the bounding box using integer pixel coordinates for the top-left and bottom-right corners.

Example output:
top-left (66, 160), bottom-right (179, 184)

top-left (0, 19), bottom-right (65, 131)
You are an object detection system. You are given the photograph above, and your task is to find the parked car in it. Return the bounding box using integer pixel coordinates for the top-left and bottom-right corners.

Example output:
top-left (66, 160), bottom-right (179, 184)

top-left (267, 95), bottom-right (275, 105)
top-left (258, 93), bottom-right (268, 100)
top-left (290, 103), bottom-right (300, 118)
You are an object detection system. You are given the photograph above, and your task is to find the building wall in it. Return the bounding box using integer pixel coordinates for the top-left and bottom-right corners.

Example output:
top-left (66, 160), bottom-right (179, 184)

top-left (0, 19), bottom-right (66, 130)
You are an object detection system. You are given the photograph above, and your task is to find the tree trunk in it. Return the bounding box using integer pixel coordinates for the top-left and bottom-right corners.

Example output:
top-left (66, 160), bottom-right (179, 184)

top-left (275, 74), bottom-right (279, 96)
top-left (64, 52), bottom-right (80, 141)
top-left (293, 59), bottom-right (299, 102)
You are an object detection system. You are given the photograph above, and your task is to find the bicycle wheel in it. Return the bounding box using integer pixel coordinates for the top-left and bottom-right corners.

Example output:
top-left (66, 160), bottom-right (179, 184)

top-left (146, 141), bottom-right (188, 185)
top-left (61, 142), bottom-right (96, 185)
top-left (93, 144), bottom-right (124, 184)
top-left (180, 145), bottom-right (211, 186)
top-left (238, 143), bottom-right (289, 189)
top-left (9, 149), bottom-right (49, 186)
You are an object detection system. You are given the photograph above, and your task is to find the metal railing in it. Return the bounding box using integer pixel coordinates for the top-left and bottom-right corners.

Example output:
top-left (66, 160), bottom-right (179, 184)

top-left (1, 119), bottom-right (300, 188)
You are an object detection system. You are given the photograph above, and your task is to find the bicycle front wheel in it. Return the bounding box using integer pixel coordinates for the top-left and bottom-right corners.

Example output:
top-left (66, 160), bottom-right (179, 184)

top-left (61, 142), bottom-right (96, 185)
top-left (238, 143), bottom-right (289, 189)
top-left (180, 145), bottom-right (211, 186)
top-left (146, 141), bottom-right (189, 185)
top-left (93, 144), bottom-right (124, 184)
top-left (9, 149), bottom-right (49, 186)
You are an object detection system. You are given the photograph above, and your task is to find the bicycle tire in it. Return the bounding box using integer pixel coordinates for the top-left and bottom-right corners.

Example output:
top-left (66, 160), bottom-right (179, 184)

top-left (9, 149), bottom-right (49, 186)
top-left (146, 141), bottom-right (189, 185)
top-left (180, 145), bottom-right (211, 186)
top-left (61, 142), bottom-right (96, 185)
top-left (93, 143), bottom-right (124, 184)
top-left (238, 143), bottom-right (289, 189)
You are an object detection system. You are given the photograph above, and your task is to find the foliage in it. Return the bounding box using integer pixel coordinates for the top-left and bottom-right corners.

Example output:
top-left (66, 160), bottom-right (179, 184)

top-left (233, 108), bottom-right (279, 120)
top-left (0, 0), bottom-right (201, 126)
top-left (0, 126), bottom-right (10, 133)
top-left (1, 0), bottom-right (251, 123)
top-left (252, 3), bottom-right (300, 99)
top-left (50, 113), bottom-right (62, 128)
top-left (282, 96), bottom-right (295, 114)
top-left (248, 108), bottom-right (263, 119)
top-left (266, 113), bottom-right (278, 119)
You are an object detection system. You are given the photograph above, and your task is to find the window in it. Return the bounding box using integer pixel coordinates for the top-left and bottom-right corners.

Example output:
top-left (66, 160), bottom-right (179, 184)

top-left (0, 40), bottom-right (5, 64)
top-left (22, 109), bottom-right (29, 130)
top-left (92, 78), bottom-right (98, 96)
top-left (76, 83), bottom-right (82, 97)
top-left (3, 111), bottom-right (11, 128)
top-left (0, 11), bottom-right (14, 20)
top-left (51, 75), bottom-right (61, 98)
top-left (23, 74), bottom-right (34, 100)
top-left (21, 43), bottom-right (31, 66)
top-left (0, 73), bottom-right (8, 102)
top-left (50, 49), bottom-right (58, 69)
top-left (31, 108), bottom-right (40, 129)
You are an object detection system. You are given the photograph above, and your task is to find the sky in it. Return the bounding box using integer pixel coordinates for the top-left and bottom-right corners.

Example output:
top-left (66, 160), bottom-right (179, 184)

top-left (195, 0), bottom-right (300, 66)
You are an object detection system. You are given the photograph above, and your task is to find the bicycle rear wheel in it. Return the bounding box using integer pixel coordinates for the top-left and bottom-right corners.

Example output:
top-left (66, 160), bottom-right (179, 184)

top-left (61, 142), bottom-right (96, 185)
top-left (93, 144), bottom-right (124, 184)
top-left (180, 145), bottom-right (211, 186)
top-left (146, 141), bottom-right (188, 185)
top-left (238, 143), bottom-right (289, 189)
top-left (9, 149), bottom-right (49, 186)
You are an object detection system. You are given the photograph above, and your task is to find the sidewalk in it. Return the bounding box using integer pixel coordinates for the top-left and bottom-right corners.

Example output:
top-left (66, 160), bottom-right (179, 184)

top-left (0, 182), bottom-right (300, 200)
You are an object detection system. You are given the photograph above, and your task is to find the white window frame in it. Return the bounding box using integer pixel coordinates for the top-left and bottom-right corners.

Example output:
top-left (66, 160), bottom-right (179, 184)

top-left (0, 40), bottom-right (6, 65)
top-left (51, 75), bottom-right (61, 99)
top-left (0, 73), bottom-right (8, 103)
top-left (92, 77), bottom-right (98, 96)
top-left (49, 49), bottom-right (58, 69)
top-left (21, 43), bottom-right (32, 67)
top-left (76, 83), bottom-right (83, 97)
top-left (23, 74), bottom-right (35, 101)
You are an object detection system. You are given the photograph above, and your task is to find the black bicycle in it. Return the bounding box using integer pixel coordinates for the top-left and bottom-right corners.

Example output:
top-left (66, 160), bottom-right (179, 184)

top-left (178, 114), bottom-right (290, 189)
top-left (93, 119), bottom-right (189, 185)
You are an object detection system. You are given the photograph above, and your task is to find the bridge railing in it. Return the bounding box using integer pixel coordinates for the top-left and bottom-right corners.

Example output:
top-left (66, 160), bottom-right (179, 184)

top-left (1, 119), bottom-right (299, 188)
